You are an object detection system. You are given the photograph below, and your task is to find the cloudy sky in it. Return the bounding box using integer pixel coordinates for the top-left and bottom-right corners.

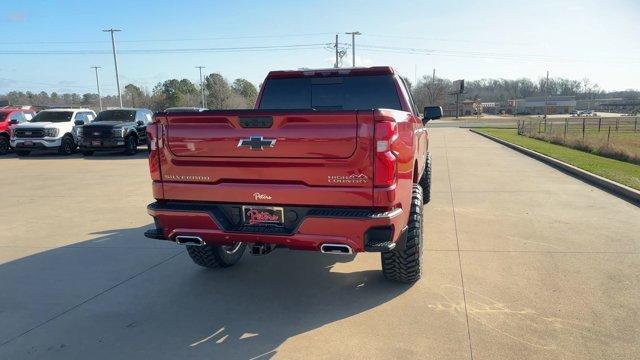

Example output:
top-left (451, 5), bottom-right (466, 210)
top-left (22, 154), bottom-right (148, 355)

top-left (1, 0), bottom-right (639, 94)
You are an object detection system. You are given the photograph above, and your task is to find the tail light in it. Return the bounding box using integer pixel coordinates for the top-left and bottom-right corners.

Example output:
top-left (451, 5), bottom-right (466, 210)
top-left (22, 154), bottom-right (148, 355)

top-left (374, 116), bottom-right (399, 187)
top-left (147, 123), bottom-right (161, 181)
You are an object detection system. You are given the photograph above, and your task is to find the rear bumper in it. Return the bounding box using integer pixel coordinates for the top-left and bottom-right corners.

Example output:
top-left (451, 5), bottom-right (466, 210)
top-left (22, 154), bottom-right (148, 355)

top-left (145, 201), bottom-right (404, 252)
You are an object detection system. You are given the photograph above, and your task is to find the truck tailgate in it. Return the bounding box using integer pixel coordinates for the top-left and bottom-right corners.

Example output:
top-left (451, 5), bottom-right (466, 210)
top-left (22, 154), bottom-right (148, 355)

top-left (155, 110), bottom-right (375, 207)
top-left (166, 112), bottom-right (357, 159)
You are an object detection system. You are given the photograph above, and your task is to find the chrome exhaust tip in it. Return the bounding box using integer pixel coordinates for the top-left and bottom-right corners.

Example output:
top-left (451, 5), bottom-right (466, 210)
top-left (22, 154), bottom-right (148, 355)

top-left (175, 235), bottom-right (205, 246)
top-left (320, 243), bottom-right (353, 255)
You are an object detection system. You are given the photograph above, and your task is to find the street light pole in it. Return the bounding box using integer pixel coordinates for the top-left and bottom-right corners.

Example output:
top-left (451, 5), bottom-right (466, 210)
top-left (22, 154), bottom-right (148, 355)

top-left (91, 66), bottom-right (103, 111)
top-left (103, 28), bottom-right (123, 108)
top-left (345, 31), bottom-right (361, 67)
top-left (196, 66), bottom-right (206, 108)
top-left (545, 70), bottom-right (549, 118)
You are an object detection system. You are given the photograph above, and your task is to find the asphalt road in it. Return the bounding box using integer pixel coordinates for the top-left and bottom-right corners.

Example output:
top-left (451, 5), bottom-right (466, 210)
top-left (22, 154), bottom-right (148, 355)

top-left (1, 128), bottom-right (638, 359)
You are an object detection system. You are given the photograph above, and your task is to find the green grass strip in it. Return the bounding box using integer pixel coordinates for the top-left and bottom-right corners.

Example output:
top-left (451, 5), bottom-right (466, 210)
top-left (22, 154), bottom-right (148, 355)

top-left (475, 128), bottom-right (640, 190)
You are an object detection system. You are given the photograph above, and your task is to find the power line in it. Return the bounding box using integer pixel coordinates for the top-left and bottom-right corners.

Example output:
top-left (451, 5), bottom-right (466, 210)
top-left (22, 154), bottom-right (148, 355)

top-left (2, 40), bottom-right (636, 64)
top-left (0, 32), bottom-right (335, 45)
top-left (357, 44), bottom-right (640, 64)
top-left (0, 77), bottom-right (116, 91)
top-left (365, 33), bottom-right (528, 46)
top-left (0, 43), bottom-right (330, 55)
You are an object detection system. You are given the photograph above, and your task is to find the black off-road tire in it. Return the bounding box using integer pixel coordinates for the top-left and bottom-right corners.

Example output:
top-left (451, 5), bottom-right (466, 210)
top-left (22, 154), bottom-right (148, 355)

top-left (418, 152), bottom-right (432, 204)
top-left (58, 136), bottom-right (75, 155)
top-left (186, 243), bottom-right (247, 269)
top-left (16, 150), bottom-right (30, 156)
top-left (0, 135), bottom-right (9, 155)
top-left (381, 184), bottom-right (423, 283)
top-left (123, 135), bottom-right (138, 156)
top-left (81, 150), bottom-right (94, 156)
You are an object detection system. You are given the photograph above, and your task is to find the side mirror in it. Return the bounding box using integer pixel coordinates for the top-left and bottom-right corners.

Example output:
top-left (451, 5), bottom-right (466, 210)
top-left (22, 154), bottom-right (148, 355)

top-left (9, 119), bottom-right (19, 125)
top-left (74, 120), bottom-right (85, 126)
top-left (136, 120), bottom-right (144, 126)
top-left (423, 106), bottom-right (443, 123)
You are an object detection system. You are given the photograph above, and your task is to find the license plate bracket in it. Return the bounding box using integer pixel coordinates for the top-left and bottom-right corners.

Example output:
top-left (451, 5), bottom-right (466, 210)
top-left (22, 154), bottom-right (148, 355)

top-left (242, 206), bottom-right (284, 227)
top-left (91, 140), bottom-right (101, 146)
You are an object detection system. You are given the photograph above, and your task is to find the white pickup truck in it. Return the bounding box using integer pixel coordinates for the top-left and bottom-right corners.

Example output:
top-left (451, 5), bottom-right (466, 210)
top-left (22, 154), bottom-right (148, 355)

top-left (11, 108), bottom-right (96, 156)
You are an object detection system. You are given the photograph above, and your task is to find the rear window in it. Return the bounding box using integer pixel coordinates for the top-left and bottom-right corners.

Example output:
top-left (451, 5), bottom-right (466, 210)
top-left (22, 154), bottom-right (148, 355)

top-left (258, 75), bottom-right (402, 111)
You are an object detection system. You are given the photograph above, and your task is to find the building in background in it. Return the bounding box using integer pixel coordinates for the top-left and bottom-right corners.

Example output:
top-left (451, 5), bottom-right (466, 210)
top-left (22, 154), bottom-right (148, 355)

top-left (523, 96), bottom-right (576, 114)
top-left (576, 98), bottom-right (640, 114)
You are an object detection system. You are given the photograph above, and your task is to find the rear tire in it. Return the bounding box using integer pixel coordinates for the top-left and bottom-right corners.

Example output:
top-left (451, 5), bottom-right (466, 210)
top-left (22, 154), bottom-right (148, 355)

top-left (123, 136), bottom-right (138, 155)
top-left (58, 136), bottom-right (75, 155)
top-left (186, 243), bottom-right (246, 269)
top-left (16, 150), bottom-right (30, 156)
top-left (381, 184), bottom-right (423, 284)
top-left (418, 152), bottom-right (432, 204)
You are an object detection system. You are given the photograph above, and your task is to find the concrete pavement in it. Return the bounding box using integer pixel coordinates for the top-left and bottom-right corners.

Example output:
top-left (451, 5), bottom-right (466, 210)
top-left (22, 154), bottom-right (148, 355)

top-left (0, 129), bottom-right (638, 359)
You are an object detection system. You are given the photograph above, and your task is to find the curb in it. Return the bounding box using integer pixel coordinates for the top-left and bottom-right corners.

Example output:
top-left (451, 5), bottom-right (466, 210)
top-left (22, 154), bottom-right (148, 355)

top-left (469, 129), bottom-right (640, 206)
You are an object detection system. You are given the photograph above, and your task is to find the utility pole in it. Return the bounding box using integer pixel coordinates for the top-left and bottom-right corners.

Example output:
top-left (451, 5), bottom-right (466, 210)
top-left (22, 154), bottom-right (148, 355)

top-left (103, 28), bottom-right (123, 108)
top-left (513, 81), bottom-right (518, 117)
top-left (196, 66), bottom-right (206, 108)
top-left (430, 68), bottom-right (436, 103)
top-left (345, 31), bottom-right (361, 67)
top-left (334, 34), bottom-right (339, 68)
top-left (91, 66), bottom-right (103, 111)
top-left (545, 70), bottom-right (549, 118)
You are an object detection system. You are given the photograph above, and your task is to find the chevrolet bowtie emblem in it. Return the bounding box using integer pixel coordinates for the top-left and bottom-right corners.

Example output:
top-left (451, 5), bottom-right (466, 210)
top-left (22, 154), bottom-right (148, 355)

top-left (237, 136), bottom-right (276, 151)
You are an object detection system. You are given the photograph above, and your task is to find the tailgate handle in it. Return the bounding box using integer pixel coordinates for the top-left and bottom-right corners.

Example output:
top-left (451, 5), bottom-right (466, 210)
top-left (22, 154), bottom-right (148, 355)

top-left (239, 116), bottom-right (273, 128)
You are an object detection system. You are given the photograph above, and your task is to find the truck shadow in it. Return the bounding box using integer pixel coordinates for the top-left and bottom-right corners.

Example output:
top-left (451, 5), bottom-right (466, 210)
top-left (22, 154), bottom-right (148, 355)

top-left (0, 225), bottom-right (411, 359)
top-left (79, 150), bottom-right (149, 160)
top-left (5, 147), bottom-right (149, 160)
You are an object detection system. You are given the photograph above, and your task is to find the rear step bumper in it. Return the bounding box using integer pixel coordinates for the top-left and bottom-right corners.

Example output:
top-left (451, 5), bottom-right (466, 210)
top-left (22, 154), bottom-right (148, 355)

top-left (145, 201), bottom-right (404, 253)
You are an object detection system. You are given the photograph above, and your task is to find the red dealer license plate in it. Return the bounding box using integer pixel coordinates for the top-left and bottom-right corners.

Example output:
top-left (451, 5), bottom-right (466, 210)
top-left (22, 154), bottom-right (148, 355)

top-left (242, 206), bottom-right (284, 227)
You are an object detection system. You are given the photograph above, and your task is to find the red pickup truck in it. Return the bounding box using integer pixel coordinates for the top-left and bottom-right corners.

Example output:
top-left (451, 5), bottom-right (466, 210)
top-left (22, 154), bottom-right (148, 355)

top-left (0, 107), bottom-right (37, 155)
top-left (144, 66), bottom-right (442, 283)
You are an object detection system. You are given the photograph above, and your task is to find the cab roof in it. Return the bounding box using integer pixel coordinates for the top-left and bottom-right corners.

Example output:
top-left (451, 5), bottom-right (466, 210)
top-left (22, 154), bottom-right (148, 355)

top-left (40, 108), bottom-right (94, 112)
top-left (265, 66), bottom-right (396, 79)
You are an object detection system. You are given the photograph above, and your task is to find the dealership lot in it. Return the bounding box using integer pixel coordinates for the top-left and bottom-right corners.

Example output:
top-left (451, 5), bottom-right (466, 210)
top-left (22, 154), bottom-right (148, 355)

top-left (0, 128), bottom-right (638, 359)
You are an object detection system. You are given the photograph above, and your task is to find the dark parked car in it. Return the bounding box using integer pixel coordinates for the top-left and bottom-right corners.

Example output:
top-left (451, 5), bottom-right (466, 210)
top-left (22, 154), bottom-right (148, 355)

top-left (78, 108), bottom-right (152, 156)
